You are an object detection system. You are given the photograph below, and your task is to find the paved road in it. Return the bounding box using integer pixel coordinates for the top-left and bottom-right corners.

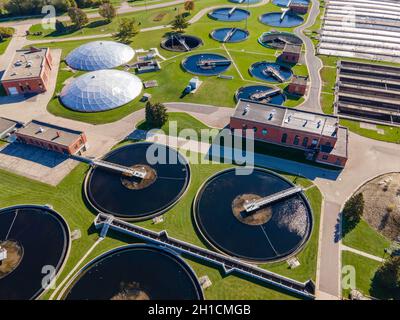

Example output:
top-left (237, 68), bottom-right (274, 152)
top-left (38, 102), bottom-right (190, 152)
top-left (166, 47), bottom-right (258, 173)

top-left (294, 0), bottom-right (323, 113)
top-left (317, 201), bottom-right (341, 298)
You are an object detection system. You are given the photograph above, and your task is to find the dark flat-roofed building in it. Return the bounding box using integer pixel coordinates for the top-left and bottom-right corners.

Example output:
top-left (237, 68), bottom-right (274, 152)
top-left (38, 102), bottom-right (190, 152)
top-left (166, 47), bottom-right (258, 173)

top-left (288, 75), bottom-right (308, 96)
top-left (1, 47), bottom-right (52, 96)
top-left (15, 120), bottom-right (87, 155)
top-left (0, 117), bottom-right (19, 139)
top-left (289, 3), bottom-right (309, 15)
top-left (230, 99), bottom-right (348, 167)
top-left (280, 43), bottom-right (302, 64)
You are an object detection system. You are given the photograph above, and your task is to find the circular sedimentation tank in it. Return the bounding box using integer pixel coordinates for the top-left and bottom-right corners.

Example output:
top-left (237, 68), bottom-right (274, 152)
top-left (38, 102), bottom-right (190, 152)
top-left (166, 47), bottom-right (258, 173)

top-left (210, 28), bottom-right (249, 43)
top-left (194, 168), bottom-right (313, 263)
top-left (160, 34), bottom-right (203, 52)
top-left (208, 7), bottom-right (250, 22)
top-left (258, 31), bottom-right (303, 49)
top-left (235, 85), bottom-right (286, 105)
top-left (273, 0), bottom-right (309, 7)
top-left (64, 245), bottom-right (203, 300)
top-left (249, 61), bottom-right (293, 83)
top-left (85, 142), bottom-right (190, 221)
top-left (259, 11), bottom-right (304, 28)
top-left (0, 205), bottom-right (70, 300)
top-left (182, 53), bottom-right (232, 76)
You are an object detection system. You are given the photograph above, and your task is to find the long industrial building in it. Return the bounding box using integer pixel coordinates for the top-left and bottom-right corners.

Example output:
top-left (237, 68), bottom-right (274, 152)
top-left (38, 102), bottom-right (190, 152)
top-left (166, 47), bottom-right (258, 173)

top-left (318, 0), bottom-right (400, 63)
top-left (335, 60), bottom-right (400, 126)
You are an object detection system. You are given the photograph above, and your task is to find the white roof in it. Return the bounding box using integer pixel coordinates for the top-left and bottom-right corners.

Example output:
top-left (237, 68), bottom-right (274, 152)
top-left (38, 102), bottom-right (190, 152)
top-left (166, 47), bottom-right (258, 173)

top-left (60, 70), bottom-right (142, 112)
top-left (66, 41), bottom-right (135, 71)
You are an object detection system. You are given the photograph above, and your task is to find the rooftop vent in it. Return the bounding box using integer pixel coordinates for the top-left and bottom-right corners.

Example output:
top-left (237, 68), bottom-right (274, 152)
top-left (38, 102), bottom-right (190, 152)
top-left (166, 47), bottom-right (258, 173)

top-left (303, 120), bottom-right (308, 127)
top-left (38, 127), bottom-right (44, 133)
top-left (242, 104), bottom-right (250, 116)
top-left (317, 120), bottom-right (322, 128)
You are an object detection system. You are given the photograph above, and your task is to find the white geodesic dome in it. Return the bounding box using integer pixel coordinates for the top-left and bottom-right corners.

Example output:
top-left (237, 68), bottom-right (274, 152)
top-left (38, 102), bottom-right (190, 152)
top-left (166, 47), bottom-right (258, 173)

top-left (60, 70), bottom-right (142, 112)
top-left (65, 41), bottom-right (135, 71)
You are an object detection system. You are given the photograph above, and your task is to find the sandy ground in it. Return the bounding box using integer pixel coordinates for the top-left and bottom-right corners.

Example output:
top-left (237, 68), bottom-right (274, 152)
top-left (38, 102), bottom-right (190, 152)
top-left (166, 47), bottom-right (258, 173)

top-left (358, 173), bottom-right (400, 241)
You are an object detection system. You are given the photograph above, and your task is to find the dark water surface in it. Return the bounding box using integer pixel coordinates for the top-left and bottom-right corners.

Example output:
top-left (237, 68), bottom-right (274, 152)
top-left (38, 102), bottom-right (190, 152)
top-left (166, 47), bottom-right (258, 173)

top-left (87, 143), bottom-right (190, 220)
top-left (236, 85), bottom-right (286, 105)
top-left (208, 8), bottom-right (250, 22)
top-left (0, 206), bottom-right (69, 300)
top-left (250, 61), bottom-right (293, 83)
top-left (65, 245), bottom-right (203, 300)
top-left (211, 28), bottom-right (249, 43)
top-left (194, 169), bottom-right (312, 262)
top-left (182, 53), bottom-right (232, 76)
top-left (259, 12), bottom-right (304, 27)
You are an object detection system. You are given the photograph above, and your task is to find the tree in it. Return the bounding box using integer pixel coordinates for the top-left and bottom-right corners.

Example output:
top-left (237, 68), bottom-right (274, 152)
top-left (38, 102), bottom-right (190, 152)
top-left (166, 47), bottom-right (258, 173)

top-left (184, 0), bottom-right (195, 13)
top-left (171, 14), bottom-right (190, 33)
top-left (0, 27), bottom-right (14, 41)
top-left (68, 7), bottom-right (88, 29)
top-left (114, 17), bottom-right (140, 43)
top-left (65, 0), bottom-right (77, 8)
top-left (99, 2), bottom-right (116, 23)
top-left (145, 102), bottom-right (168, 128)
top-left (372, 256), bottom-right (400, 298)
top-left (55, 19), bottom-right (67, 33)
top-left (342, 193), bottom-right (364, 224)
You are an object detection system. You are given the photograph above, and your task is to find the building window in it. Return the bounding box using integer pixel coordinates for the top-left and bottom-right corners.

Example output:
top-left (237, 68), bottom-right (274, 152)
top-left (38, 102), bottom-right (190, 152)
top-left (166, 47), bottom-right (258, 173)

top-left (281, 133), bottom-right (288, 143)
top-left (325, 141), bottom-right (332, 147)
top-left (322, 155), bottom-right (329, 160)
top-left (253, 127), bottom-right (257, 132)
top-left (294, 135), bottom-right (300, 145)
top-left (302, 137), bottom-right (308, 147)
top-left (262, 129), bottom-right (268, 136)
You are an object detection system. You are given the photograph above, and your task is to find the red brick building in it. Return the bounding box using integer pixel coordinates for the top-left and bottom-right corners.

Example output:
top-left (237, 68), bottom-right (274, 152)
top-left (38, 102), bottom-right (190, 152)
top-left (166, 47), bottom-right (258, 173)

top-left (288, 75), bottom-right (308, 96)
top-left (15, 120), bottom-right (87, 155)
top-left (230, 100), bottom-right (349, 167)
top-left (289, 3), bottom-right (309, 15)
top-left (1, 47), bottom-right (52, 96)
top-left (280, 43), bottom-right (302, 64)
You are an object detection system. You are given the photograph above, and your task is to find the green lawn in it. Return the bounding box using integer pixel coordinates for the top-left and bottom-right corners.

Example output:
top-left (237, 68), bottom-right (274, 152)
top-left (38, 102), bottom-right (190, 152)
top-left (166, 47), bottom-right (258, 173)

top-left (339, 119), bottom-right (400, 144)
top-left (342, 251), bottom-right (382, 299)
top-left (137, 111), bottom-right (213, 134)
top-left (342, 217), bottom-right (391, 258)
top-left (0, 143), bottom-right (322, 299)
top-left (27, 0), bottom-right (227, 40)
top-left (0, 37), bottom-right (11, 55)
top-left (33, 1), bottom-right (310, 124)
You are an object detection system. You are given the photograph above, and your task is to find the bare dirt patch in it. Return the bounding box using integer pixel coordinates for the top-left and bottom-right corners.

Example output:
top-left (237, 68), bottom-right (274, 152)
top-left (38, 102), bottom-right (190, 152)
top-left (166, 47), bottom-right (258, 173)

top-left (111, 282), bottom-right (150, 300)
top-left (121, 164), bottom-right (157, 190)
top-left (232, 194), bottom-right (272, 226)
top-left (358, 173), bottom-right (400, 241)
top-left (0, 240), bottom-right (23, 279)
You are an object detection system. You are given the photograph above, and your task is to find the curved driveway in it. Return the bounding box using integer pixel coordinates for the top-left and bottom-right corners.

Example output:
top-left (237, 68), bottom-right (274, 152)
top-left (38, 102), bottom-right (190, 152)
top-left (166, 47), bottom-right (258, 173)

top-left (294, 0), bottom-right (323, 113)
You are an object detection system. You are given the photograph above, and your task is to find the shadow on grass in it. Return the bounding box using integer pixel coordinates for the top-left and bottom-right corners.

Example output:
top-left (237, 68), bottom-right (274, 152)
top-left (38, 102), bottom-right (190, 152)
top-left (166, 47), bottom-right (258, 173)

top-left (370, 265), bottom-right (400, 300)
top-left (339, 214), bottom-right (360, 241)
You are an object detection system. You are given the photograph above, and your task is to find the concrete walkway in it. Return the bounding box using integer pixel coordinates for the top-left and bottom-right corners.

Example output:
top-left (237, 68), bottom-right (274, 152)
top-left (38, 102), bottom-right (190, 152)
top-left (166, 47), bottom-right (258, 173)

top-left (341, 244), bottom-right (385, 263)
